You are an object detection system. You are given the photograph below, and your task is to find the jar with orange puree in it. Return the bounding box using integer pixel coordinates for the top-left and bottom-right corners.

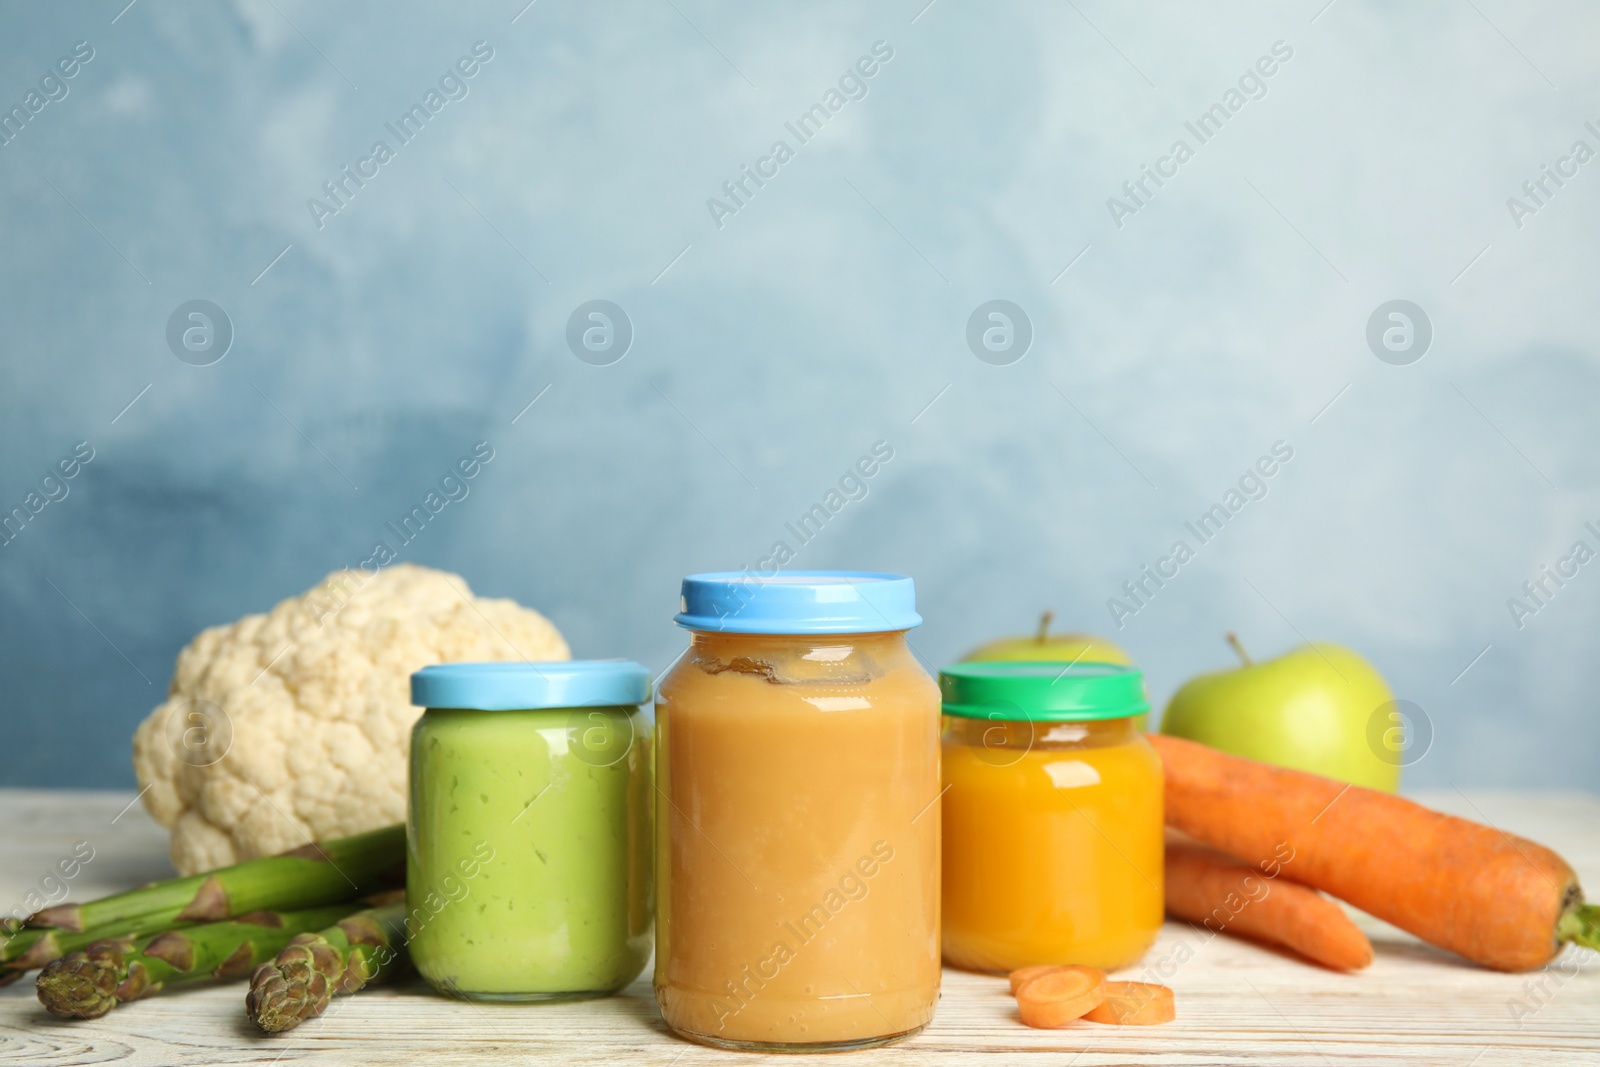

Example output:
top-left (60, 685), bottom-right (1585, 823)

top-left (655, 572), bottom-right (941, 1052)
top-left (940, 662), bottom-right (1162, 974)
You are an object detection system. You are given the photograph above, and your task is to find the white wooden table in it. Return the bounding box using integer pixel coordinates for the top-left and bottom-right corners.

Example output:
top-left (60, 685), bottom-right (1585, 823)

top-left (1, 788), bottom-right (1596, 1065)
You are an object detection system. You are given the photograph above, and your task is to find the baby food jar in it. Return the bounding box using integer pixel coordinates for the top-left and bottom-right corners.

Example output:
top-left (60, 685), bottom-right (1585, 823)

top-left (655, 572), bottom-right (941, 1052)
top-left (939, 662), bottom-right (1162, 973)
top-left (407, 660), bottom-right (653, 1001)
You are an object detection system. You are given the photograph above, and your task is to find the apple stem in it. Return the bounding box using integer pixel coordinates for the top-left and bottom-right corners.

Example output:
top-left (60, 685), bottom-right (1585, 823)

top-left (1036, 611), bottom-right (1054, 644)
top-left (1225, 631), bottom-right (1252, 666)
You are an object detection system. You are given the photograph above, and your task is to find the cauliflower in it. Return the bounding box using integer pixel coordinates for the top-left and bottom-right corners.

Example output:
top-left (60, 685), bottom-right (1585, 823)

top-left (133, 563), bottom-right (569, 874)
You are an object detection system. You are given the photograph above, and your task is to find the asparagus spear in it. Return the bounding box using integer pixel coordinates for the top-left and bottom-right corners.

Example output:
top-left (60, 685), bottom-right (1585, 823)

top-left (4, 824), bottom-right (403, 974)
top-left (36, 903), bottom-right (362, 1019)
top-left (4, 912), bottom-right (209, 974)
top-left (246, 897), bottom-right (410, 1032)
top-left (24, 825), bottom-right (404, 933)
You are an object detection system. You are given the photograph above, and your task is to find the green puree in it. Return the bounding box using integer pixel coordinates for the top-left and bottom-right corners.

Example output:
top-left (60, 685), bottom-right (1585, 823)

top-left (407, 705), bottom-right (653, 1000)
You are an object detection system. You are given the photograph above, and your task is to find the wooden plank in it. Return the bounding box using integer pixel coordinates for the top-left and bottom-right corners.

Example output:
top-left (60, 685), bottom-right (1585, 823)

top-left (1, 788), bottom-right (1596, 1066)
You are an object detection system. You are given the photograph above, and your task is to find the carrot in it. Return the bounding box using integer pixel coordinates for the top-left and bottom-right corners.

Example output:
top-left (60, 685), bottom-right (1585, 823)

top-left (1165, 836), bottom-right (1373, 971)
top-left (1082, 981), bottom-right (1175, 1025)
top-left (1015, 965), bottom-right (1106, 1028)
top-left (1007, 964), bottom-right (1058, 995)
top-left (1150, 733), bottom-right (1600, 972)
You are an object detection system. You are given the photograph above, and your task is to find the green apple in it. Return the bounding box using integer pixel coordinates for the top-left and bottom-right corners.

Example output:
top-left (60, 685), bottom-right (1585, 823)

top-left (1160, 634), bottom-right (1401, 792)
top-left (961, 611), bottom-right (1133, 666)
top-left (963, 613), bottom-right (1143, 728)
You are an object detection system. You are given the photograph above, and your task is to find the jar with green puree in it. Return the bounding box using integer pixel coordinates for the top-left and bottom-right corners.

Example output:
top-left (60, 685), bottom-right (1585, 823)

top-left (408, 660), bottom-right (653, 1001)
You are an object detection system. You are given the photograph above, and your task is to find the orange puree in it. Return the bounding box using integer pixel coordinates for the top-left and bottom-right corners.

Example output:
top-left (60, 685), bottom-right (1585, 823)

top-left (655, 629), bottom-right (941, 1051)
top-left (942, 714), bottom-right (1163, 973)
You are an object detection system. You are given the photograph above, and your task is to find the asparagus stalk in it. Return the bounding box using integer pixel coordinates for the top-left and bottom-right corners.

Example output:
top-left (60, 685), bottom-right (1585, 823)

top-left (24, 825), bottom-right (404, 933)
top-left (36, 903), bottom-right (362, 1019)
top-left (4, 825), bottom-right (403, 974)
top-left (246, 897), bottom-right (410, 1032)
top-left (4, 911), bottom-right (210, 974)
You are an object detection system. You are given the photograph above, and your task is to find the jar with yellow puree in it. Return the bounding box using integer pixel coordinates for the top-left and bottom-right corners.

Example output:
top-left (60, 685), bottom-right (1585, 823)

top-left (655, 572), bottom-right (941, 1052)
top-left (940, 662), bottom-right (1162, 974)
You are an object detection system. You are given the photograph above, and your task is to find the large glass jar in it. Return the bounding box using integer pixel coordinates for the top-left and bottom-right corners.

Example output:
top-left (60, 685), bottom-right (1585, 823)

top-left (655, 572), bottom-right (941, 1052)
top-left (407, 661), bottom-right (653, 1001)
top-left (939, 662), bottom-right (1162, 973)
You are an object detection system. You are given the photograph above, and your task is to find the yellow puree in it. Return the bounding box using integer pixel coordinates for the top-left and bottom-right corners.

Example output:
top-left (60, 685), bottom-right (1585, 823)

top-left (941, 716), bottom-right (1163, 973)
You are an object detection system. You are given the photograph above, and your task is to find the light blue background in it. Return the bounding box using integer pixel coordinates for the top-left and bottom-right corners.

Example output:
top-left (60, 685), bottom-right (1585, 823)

top-left (2, 0), bottom-right (1596, 789)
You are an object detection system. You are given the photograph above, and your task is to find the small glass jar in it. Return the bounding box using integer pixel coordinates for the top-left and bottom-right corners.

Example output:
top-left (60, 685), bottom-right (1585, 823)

top-left (939, 662), bottom-right (1162, 973)
top-left (407, 661), bottom-right (653, 1001)
top-left (655, 572), bottom-right (941, 1052)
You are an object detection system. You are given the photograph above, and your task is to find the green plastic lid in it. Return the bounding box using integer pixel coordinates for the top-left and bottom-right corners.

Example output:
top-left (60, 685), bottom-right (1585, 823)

top-left (939, 661), bottom-right (1149, 721)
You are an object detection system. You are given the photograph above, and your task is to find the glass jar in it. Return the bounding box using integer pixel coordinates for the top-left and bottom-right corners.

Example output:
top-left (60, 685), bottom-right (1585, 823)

top-left (939, 662), bottom-right (1162, 973)
top-left (655, 572), bottom-right (941, 1052)
top-left (407, 661), bottom-right (653, 1001)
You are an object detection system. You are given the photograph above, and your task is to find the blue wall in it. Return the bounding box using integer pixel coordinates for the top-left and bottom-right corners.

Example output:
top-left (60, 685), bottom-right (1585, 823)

top-left (2, 0), bottom-right (1597, 788)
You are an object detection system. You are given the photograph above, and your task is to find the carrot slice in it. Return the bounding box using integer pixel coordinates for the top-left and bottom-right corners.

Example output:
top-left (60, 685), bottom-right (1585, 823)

top-left (1015, 965), bottom-right (1106, 1029)
top-left (1007, 964), bottom-right (1058, 995)
top-left (1013, 964), bottom-right (1090, 997)
top-left (1083, 981), bottom-right (1175, 1025)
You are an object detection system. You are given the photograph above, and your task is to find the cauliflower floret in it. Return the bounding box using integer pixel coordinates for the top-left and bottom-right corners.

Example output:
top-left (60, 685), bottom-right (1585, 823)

top-left (132, 563), bottom-right (569, 874)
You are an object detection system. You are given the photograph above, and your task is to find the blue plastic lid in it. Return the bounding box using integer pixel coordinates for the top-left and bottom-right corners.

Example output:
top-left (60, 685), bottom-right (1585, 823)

top-left (674, 571), bottom-right (922, 634)
top-left (410, 660), bottom-right (651, 710)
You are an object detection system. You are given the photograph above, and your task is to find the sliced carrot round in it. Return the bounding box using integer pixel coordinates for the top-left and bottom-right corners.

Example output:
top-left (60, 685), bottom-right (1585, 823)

top-left (1013, 964), bottom-right (1100, 998)
top-left (1015, 965), bottom-right (1107, 1029)
top-left (1082, 980), bottom-right (1175, 1025)
top-left (1007, 964), bottom-right (1058, 995)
